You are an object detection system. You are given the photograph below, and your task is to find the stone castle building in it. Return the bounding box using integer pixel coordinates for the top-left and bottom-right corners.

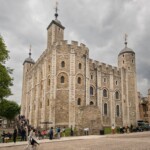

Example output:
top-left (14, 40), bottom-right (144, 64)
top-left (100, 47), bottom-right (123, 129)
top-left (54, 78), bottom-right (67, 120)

top-left (21, 8), bottom-right (147, 133)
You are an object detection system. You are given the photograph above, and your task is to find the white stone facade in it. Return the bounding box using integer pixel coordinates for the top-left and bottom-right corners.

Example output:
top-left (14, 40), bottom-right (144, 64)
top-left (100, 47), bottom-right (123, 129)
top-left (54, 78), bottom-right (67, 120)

top-left (21, 17), bottom-right (142, 131)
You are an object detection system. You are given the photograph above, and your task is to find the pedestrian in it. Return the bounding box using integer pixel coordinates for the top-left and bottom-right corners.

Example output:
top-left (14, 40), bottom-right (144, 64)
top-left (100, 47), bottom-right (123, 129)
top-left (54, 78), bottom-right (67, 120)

top-left (1, 131), bottom-right (6, 143)
top-left (49, 127), bottom-right (53, 140)
top-left (111, 124), bottom-right (115, 134)
top-left (70, 127), bottom-right (74, 136)
top-left (21, 127), bottom-right (26, 141)
top-left (57, 127), bottom-right (61, 139)
top-left (62, 127), bottom-right (66, 137)
top-left (130, 124), bottom-right (133, 132)
top-left (13, 127), bottom-right (18, 143)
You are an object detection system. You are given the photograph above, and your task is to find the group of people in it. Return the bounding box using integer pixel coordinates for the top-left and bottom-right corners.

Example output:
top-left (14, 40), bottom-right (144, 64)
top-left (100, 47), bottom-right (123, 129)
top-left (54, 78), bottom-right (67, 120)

top-left (48, 126), bottom-right (67, 140)
top-left (111, 124), bottom-right (133, 134)
top-left (1, 127), bottom-right (18, 143)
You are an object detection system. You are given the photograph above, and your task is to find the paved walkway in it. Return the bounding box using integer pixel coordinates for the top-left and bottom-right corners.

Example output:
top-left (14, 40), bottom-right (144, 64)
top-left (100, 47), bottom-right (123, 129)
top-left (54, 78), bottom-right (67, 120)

top-left (1, 131), bottom-right (150, 150)
top-left (0, 135), bottom-right (102, 147)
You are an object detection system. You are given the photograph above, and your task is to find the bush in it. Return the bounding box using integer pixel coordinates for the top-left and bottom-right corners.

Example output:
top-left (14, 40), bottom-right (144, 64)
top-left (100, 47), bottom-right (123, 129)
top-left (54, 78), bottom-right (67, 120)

top-left (104, 127), bottom-right (111, 134)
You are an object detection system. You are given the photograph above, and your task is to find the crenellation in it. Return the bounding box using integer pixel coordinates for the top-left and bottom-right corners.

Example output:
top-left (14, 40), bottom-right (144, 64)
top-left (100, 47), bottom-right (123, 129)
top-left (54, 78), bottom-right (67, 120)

top-left (71, 40), bottom-right (78, 46)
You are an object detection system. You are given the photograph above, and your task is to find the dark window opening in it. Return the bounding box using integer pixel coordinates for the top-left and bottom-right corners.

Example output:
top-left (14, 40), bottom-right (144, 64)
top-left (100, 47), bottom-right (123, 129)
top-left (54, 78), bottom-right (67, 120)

top-left (77, 98), bottom-right (81, 105)
top-left (104, 103), bottom-right (107, 115)
top-left (61, 76), bottom-right (65, 83)
top-left (61, 61), bottom-right (65, 67)
top-left (90, 101), bottom-right (94, 105)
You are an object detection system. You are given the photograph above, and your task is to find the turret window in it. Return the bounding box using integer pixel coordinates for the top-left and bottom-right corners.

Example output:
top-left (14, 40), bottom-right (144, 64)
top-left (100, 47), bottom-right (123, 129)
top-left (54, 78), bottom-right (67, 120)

top-left (104, 103), bottom-right (107, 115)
top-left (48, 79), bottom-right (50, 86)
top-left (103, 78), bottom-right (107, 83)
top-left (116, 81), bottom-right (118, 85)
top-left (103, 89), bottom-right (108, 97)
top-left (123, 60), bottom-right (124, 64)
top-left (47, 99), bottom-right (49, 106)
top-left (61, 61), bottom-right (65, 67)
top-left (61, 76), bottom-right (65, 83)
top-left (116, 105), bottom-right (120, 117)
top-left (90, 86), bottom-right (94, 96)
top-left (79, 63), bottom-right (82, 69)
top-left (115, 91), bottom-right (120, 99)
top-left (78, 77), bottom-right (81, 84)
top-left (77, 98), bottom-right (81, 105)
top-left (48, 65), bottom-right (50, 72)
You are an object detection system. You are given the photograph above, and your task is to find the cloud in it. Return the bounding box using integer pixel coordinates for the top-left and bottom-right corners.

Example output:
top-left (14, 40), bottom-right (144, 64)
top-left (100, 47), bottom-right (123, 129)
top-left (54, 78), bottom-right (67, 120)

top-left (0, 0), bottom-right (150, 103)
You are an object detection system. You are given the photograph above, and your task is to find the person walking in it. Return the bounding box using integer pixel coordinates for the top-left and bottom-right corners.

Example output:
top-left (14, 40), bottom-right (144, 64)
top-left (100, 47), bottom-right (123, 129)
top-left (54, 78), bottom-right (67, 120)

top-left (49, 127), bottom-right (53, 140)
top-left (13, 127), bottom-right (18, 143)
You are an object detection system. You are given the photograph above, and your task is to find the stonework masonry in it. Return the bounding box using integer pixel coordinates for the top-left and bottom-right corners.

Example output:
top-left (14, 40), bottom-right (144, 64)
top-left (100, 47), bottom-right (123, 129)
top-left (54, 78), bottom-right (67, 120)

top-left (21, 14), bottom-right (149, 134)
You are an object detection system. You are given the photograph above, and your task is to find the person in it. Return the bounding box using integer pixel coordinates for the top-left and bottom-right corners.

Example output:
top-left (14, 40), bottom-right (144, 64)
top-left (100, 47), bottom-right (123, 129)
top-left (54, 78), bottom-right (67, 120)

top-left (21, 127), bottom-right (26, 141)
top-left (25, 126), bottom-right (28, 141)
top-left (49, 127), bottom-right (53, 140)
top-left (130, 124), bottom-right (133, 132)
top-left (57, 127), bottom-right (61, 139)
top-left (70, 127), bottom-right (74, 136)
top-left (111, 124), bottom-right (115, 134)
top-left (1, 131), bottom-right (6, 143)
top-left (26, 128), bottom-right (39, 150)
top-left (13, 127), bottom-right (18, 143)
top-left (62, 127), bottom-right (66, 137)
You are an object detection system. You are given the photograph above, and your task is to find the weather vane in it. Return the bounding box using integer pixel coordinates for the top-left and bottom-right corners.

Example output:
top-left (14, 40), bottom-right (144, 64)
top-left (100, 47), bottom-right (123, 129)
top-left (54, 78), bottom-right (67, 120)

top-left (54, 1), bottom-right (59, 19)
top-left (125, 33), bottom-right (128, 42)
top-left (124, 33), bottom-right (128, 47)
top-left (29, 44), bottom-right (32, 57)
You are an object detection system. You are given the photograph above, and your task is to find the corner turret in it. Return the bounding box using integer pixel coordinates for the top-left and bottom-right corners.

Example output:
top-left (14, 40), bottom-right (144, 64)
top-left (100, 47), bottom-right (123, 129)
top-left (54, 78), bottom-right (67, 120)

top-left (47, 2), bottom-right (65, 48)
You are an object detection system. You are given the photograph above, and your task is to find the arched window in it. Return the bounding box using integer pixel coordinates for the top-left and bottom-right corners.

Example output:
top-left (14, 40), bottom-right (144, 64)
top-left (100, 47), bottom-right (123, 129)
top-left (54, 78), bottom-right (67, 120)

top-left (103, 89), bottom-right (108, 97)
top-left (61, 61), bottom-right (65, 67)
top-left (116, 105), bottom-right (119, 117)
top-left (40, 102), bottom-right (42, 109)
top-left (47, 99), bottom-right (49, 106)
top-left (90, 101), bottom-right (94, 105)
top-left (103, 78), bottom-right (106, 83)
top-left (48, 79), bottom-right (50, 86)
top-left (104, 103), bottom-right (107, 115)
top-left (77, 98), bottom-right (81, 105)
top-left (115, 91), bottom-right (119, 99)
top-left (90, 86), bottom-right (94, 96)
top-left (61, 76), bottom-right (65, 83)
top-left (91, 75), bottom-right (93, 79)
top-left (48, 65), bottom-right (50, 71)
top-left (116, 81), bottom-right (118, 85)
top-left (79, 63), bottom-right (82, 69)
top-left (78, 77), bottom-right (81, 84)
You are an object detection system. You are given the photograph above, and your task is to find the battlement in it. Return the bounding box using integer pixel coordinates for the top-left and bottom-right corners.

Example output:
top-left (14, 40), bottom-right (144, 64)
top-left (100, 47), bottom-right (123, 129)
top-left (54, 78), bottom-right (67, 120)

top-left (89, 59), bottom-right (120, 75)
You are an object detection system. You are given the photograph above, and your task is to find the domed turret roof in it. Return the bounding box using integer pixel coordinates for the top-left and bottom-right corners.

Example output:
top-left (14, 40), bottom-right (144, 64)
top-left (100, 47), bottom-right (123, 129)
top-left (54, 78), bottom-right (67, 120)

top-left (23, 57), bottom-right (35, 65)
top-left (119, 46), bottom-right (135, 56)
top-left (118, 34), bottom-right (135, 56)
top-left (23, 47), bottom-right (35, 65)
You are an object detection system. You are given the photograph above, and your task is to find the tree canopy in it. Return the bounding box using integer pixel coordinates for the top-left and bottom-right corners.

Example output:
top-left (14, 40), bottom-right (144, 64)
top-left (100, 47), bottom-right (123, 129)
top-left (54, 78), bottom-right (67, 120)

top-left (0, 99), bottom-right (20, 120)
top-left (0, 36), bottom-right (13, 100)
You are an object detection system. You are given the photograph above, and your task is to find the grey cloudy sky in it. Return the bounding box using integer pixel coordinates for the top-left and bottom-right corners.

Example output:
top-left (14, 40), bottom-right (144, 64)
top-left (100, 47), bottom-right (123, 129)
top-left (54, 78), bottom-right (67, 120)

top-left (0, 0), bottom-right (150, 104)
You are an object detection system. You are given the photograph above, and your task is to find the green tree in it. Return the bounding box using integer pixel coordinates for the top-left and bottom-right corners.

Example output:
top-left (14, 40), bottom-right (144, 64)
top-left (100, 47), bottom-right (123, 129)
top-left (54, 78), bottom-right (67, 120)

top-left (0, 99), bottom-right (20, 121)
top-left (0, 36), bottom-right (13, 100)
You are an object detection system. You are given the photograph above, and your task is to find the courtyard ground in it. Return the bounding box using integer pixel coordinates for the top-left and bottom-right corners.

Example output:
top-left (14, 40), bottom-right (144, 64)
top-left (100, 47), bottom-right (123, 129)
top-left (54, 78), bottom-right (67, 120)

top-left (0, 131), bottom-right (150, 150)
